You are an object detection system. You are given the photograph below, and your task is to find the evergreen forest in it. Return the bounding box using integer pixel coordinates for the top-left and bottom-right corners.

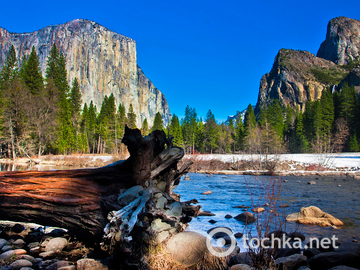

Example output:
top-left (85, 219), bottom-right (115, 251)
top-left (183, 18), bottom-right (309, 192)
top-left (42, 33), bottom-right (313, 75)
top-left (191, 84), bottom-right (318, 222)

top-left (0, 45), bottom-right (359, 158)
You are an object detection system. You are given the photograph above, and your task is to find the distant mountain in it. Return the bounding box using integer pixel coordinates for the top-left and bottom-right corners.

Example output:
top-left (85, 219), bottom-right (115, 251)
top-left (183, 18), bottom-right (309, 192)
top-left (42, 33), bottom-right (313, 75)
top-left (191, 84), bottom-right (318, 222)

top-left (255, 17), bottom-right (360, 115)
top-left (0, 19), bottom-right (171, 127)
top-left (225, 108), bottom-right (248, 124)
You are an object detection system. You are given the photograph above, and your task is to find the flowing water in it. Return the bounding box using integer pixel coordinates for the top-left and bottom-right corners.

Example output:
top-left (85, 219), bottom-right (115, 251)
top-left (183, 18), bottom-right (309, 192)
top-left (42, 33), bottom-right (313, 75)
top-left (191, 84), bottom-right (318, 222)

top-left (174, 173), bottom-right (360, 245)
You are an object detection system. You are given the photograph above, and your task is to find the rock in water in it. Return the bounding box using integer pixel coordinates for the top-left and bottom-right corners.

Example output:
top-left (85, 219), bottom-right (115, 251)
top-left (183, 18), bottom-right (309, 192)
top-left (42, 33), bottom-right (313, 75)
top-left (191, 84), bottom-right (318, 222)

top-left (308, 181), bottom-right (316, 185)
top-left (234, 212), bottom-right (256, 224)
top-left (251, 207), bottom-right (265, 213)
top-left (286, 206), bottom-right (344, 227)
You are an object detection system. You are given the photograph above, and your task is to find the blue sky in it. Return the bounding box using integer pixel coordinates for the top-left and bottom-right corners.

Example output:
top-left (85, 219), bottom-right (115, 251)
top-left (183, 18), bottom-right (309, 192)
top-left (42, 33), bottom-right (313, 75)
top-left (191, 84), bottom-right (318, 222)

top-left (1, 0), bottom-right (360, 122)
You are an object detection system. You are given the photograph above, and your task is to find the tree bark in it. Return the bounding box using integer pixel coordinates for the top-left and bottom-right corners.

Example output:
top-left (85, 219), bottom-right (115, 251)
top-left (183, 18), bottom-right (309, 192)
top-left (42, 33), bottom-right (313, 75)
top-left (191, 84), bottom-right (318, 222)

top-left (0, 126), bottom-right (194, 242)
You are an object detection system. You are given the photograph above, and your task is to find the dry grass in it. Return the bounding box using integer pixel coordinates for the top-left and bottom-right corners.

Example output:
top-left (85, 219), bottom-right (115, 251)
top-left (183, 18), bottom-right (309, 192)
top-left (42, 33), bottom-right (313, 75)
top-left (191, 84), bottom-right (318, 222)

top-left (40, 152), bottom-right (129, 168)
top-left (181, 156), bottom-right (280, 174)
top-left (144, 242), bottom-right (228, 270)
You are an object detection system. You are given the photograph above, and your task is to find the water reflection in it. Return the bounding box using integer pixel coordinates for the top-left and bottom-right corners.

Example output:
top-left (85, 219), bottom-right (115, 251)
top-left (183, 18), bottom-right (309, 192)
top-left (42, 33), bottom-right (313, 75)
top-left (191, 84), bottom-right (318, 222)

top-left (0, 163), bottom-right (84, 172)
top-left (0, 163), bottom-right (29, 171)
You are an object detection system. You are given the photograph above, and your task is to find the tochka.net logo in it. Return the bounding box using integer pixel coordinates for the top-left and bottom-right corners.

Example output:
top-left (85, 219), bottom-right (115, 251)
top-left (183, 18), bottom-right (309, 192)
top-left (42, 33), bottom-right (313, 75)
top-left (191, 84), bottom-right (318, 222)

top-left (206, 227), bottom-right (339, 257)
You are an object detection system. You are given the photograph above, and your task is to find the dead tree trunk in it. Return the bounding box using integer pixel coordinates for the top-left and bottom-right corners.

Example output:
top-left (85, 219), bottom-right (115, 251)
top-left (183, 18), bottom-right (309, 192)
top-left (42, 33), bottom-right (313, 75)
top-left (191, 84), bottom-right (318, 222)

top-left (0, 127), bottom-right (196, 244)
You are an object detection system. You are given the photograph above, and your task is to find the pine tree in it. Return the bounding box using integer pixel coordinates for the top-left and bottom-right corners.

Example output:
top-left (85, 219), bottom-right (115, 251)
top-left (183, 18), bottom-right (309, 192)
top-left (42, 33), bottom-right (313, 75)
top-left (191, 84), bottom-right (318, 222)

top-left (304, 100), bottom-right (323, 152)
top-left (348, 134), bottom-right (360, 152)
top-left (57, 95), bottom-right (76, 154)
top-left (294, 112), bottom-right (309, 153)
top-left (141, 118), bottom-right (149, 136)
top-left (20, 46), bottom-right (43, 95)
top-left (227, 118), bottom-right (236, 152)
top-left (0, 46), bottom-right (18, 141)
top-left (117, 103), bottom-right (127, 139)
top-left (70, 77), bottom-right (82, 117)
top-left (218, 123), bottom-right (233, 153)
top-left (86, 101), bottom-right (97, 153)
top-left (268, 100), bottom-right (284, 138)
top-left (127, 103), bottom-right (137, 129)
top-left (333, 90), bottom-right (341, 121)
top-left (44, 44), bottom-right (75, 153)
top-left (57, 53), bottom-right (70, 96)
top-left (80, 103), bottom-right (88, 134)
top-left (96, 94), bottom-right (117, 153)
top-left (258, 107), bottom-right (272, 154)
top-left (181, 105), bottom-right (197, 154)
top-left (46, 44), bottom-right (60, 84)
top-left (152, 112), bottom-right (164, 132)
top-left (234, 111), bottom-right (244, 151)
top-left (195, 119), bottom-right (205, 153)
top-left (244, 104), bottom-right (256, 135)
top-left (284, 105), bottom-right (297, 152)
top-left (319, 88), bottom-right (334, 152)
top-left (204, 109), bottom-right (218, 154)
top-left (168, 114), bottom-right (183, 147)
top-left (339, 82), bottom-right (357, 130)
top-left (243, 104), bottom-right (258, 153)
top-left (0, 45), bottom-right (18, 91)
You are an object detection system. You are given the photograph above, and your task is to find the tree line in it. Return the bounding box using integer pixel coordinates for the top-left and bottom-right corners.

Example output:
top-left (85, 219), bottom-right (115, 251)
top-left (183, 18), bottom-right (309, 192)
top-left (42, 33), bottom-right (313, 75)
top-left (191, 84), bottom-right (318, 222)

top-left (167, 83), bottom-right (360, 154)
top-left (1, 44), bottom-right (359, 158)
top-left (0, 45), bottom-right (165, 158)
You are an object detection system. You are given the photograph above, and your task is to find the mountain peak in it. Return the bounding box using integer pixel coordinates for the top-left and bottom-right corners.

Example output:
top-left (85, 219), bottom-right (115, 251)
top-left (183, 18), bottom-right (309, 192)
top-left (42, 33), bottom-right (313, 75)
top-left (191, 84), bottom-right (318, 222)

top-left (317, 16), bottom-right (360, 65)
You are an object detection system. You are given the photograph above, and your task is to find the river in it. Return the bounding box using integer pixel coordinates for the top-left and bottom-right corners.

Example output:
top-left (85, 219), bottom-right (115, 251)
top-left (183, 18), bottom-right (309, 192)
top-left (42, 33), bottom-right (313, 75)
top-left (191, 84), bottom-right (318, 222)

top-left (174, 173), bottom-right (360, 247)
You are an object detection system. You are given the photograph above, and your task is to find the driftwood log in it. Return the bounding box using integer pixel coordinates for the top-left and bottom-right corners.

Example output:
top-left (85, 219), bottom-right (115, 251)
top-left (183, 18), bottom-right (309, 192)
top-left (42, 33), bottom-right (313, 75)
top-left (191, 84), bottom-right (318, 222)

top-left (0, 127), bottom-right (198, 252)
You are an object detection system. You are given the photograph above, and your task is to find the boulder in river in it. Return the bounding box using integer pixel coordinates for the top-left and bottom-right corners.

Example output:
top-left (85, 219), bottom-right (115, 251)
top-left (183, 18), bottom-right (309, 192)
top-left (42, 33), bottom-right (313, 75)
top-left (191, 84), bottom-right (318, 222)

top-left (286, 206), bottom-right (344, 227)
top-left (234, 212), bottom-right (256, 224)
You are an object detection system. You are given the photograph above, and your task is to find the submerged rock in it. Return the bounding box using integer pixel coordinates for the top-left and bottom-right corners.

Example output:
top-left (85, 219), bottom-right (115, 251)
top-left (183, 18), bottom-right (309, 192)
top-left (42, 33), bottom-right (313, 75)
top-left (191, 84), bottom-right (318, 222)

top-left (307, 181), bottom-right (317, 185)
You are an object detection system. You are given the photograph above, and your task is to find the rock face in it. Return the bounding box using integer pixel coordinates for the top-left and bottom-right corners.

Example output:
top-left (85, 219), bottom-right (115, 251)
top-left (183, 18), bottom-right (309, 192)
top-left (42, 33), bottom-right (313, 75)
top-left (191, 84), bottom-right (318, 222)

top-left (255, 49), bottom-right (347, 113)
top-left (0, 19), bottom-right (171, 127)
top-left (317, 17), bottom-right (360, 65)
top-left (255, 17), bottom-right (360, 115)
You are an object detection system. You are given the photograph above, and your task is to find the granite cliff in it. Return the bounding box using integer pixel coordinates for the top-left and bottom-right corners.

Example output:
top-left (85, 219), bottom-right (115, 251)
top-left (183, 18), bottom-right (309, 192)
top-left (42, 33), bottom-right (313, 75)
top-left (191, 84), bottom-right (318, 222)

top-left (255, 17), bottom-right (360, 114)
top-left (0, 19), bottom-right (171, 127)
top-left (317, 17), bottom-right (360, 65)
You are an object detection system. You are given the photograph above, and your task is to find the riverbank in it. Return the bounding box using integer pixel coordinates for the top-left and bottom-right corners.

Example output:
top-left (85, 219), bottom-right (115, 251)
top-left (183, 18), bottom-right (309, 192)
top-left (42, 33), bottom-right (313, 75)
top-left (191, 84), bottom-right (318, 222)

top-left (182, 152), bottom-right (360, 178)
top-left (0, 154), bottom-right (123, 171)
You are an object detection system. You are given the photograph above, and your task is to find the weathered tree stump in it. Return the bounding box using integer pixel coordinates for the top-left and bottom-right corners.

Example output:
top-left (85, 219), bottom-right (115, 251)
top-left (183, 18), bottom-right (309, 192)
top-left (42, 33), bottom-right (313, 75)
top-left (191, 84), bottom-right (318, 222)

top-left (0, 126), bottom-right (198, 252)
